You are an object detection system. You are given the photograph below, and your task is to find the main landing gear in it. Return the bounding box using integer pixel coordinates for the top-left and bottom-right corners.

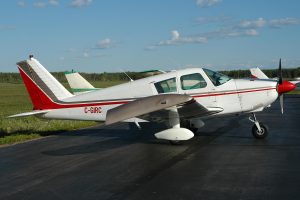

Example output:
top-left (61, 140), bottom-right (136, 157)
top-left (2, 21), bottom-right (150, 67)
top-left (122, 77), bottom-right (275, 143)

top-left (154, 109), bottom-right (194, 145)
top-left (249, 113), bottom-right (269, 139)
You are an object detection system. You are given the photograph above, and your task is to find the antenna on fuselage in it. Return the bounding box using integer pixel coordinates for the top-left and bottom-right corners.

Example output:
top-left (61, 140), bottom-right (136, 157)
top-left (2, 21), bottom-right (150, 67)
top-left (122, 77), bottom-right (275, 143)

top-left (120, 69), bottom-right (134, 82)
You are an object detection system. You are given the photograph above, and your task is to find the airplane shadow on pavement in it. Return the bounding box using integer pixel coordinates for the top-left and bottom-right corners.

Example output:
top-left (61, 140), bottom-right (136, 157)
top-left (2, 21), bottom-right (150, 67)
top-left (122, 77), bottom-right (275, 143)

top-left (42, 116), bottom-right (243, 157)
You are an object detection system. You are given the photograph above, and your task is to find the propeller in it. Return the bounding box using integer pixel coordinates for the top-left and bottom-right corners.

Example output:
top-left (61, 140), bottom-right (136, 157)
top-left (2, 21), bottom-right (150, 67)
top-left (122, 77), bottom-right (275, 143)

top-left (280, 94), bottom-right (284, 114)
top-left (278, 58), bottom-right (282, 84)
top-left (276, 59), bottom-right (296, 114)
top-left (278, 59), bottom-right (284, 114)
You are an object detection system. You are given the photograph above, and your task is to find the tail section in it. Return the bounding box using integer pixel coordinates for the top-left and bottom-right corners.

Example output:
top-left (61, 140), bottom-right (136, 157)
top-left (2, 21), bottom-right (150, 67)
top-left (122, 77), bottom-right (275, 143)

top-left (17, 56), bottom-right (73, 110)
top-left (65, 70), bottom-right (98, 95)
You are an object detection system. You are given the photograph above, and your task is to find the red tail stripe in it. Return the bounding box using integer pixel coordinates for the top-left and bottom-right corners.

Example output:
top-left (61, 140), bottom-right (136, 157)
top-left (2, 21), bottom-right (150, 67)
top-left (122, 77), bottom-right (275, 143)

top-left (19, 66), bottom-right (129, 110)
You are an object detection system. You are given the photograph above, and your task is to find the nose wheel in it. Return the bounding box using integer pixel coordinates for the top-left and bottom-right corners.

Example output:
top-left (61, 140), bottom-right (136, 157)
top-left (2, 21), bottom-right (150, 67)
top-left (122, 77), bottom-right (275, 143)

top-left (249, 113), bottom-right (269, 139)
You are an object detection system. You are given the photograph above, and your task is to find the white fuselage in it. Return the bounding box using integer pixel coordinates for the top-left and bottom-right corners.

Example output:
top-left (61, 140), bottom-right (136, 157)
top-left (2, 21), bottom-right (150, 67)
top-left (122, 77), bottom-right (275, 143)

top-left (42, 68), bottom-right (278, 121)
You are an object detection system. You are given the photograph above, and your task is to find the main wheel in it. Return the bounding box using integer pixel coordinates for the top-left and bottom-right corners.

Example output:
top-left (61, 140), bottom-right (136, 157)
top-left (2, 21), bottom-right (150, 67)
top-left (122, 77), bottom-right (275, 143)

top-left (252, 123), bottom-right (269, 139)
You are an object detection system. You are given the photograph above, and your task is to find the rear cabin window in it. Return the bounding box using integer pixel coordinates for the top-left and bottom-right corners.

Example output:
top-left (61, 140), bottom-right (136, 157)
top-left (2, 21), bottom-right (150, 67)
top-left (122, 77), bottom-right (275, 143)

top-left (180, 73), bottom-right (207, 90)
top-left (154, 78), bottom-right (177, 94)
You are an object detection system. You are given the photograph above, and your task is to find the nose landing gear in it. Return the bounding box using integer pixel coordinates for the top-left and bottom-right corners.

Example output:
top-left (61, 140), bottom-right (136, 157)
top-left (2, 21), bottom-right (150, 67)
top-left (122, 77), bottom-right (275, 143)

top-left (249, 113), bottom-right (269, 139)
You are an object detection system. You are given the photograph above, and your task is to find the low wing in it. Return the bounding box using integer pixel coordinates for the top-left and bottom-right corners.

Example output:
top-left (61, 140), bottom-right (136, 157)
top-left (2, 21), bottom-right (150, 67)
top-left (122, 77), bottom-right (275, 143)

top-left (105, 94), bottom-right (223, 125)
top-left (8, 110), bottom-right (50, 118)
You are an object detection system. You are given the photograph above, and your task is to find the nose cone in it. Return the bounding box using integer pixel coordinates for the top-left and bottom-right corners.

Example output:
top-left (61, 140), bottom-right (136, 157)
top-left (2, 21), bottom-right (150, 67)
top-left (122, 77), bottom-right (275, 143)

top-left (277, 80), bottom-right (296, 94)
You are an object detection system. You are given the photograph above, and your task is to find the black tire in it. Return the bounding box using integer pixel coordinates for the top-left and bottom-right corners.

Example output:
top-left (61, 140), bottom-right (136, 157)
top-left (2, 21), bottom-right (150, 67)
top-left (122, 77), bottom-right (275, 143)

top-left (252, 123), bottom-right (269, 139)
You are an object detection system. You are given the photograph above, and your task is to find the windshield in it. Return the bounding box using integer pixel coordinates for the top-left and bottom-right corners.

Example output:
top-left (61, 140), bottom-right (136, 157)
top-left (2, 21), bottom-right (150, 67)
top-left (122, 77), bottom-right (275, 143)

top-left (203, 68), bottom-right (231, 86)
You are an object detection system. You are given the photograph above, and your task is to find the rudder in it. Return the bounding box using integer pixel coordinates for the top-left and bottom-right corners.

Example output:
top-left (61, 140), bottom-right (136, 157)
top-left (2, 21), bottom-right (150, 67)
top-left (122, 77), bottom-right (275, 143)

top-left (17, 56), bottom-right (73, 110)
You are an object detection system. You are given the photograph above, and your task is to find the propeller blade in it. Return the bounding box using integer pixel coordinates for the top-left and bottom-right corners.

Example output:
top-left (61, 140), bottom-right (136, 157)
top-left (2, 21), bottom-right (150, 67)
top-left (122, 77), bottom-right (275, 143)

top-left (278, 58), bottom-right (283, 84)
top-left (280, 94), bottom-right (284, 114)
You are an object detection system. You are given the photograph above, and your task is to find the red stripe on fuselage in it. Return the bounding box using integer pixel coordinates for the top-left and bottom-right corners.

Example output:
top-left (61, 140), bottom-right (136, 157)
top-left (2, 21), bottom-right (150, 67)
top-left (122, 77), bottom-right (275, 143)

top-left (192, 87), bottom-right (276, 98)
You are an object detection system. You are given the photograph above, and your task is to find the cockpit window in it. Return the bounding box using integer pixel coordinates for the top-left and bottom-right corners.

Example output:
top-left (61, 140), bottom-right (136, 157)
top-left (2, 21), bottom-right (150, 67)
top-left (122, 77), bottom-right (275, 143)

top-left (180, 73), bottom-right (207, 90)
top-left (154, 77), bottom-right (177, 93)
top-left (203, 68), bottom-right (231, 86)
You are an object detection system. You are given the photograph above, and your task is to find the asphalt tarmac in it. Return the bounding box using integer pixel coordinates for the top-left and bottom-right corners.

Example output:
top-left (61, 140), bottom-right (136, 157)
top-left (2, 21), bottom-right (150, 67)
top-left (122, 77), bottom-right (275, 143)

top-left (1, 95), bottom-right (300, 200)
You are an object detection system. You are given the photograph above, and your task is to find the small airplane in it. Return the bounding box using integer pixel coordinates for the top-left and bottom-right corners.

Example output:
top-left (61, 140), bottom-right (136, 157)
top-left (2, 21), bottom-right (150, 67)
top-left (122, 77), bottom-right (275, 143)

top-left (64, 70), bottom-right (99, 94)
top-left (9, 55), bottom-right (297, 144)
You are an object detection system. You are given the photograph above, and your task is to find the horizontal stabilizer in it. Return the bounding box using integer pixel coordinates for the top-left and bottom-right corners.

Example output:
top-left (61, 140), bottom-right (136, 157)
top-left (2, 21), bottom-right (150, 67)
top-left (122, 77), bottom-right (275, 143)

top-left (8, 110), bottom-right (50, 118)
top-left (105, 94), bottom-right (193, 125)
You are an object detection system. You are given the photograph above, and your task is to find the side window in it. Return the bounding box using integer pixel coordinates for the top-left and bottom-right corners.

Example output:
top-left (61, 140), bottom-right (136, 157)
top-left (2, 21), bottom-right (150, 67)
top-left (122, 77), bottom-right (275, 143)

top-left (154, 78), bottom-right (177, 94)
top-left (180, 73), bottom-right (207, 90)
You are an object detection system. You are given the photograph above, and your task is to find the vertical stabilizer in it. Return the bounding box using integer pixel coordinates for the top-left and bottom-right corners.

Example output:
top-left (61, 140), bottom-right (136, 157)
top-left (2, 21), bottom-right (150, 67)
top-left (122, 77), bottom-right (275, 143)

top-left (17, 56), bottom-right (73, 110)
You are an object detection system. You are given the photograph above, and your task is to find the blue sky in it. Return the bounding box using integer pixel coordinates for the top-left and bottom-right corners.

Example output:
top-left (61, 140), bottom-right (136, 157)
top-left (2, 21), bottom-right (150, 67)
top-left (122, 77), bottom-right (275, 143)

top-left (1, 0), bottom-right (300, 72)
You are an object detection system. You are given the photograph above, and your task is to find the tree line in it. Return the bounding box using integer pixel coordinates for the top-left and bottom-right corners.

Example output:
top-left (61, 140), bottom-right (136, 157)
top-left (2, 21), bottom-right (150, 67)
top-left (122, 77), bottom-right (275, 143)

top-left (1, 68), bottom-right (300, 84)
top-left (0, 72), bottom-right (148, 84)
